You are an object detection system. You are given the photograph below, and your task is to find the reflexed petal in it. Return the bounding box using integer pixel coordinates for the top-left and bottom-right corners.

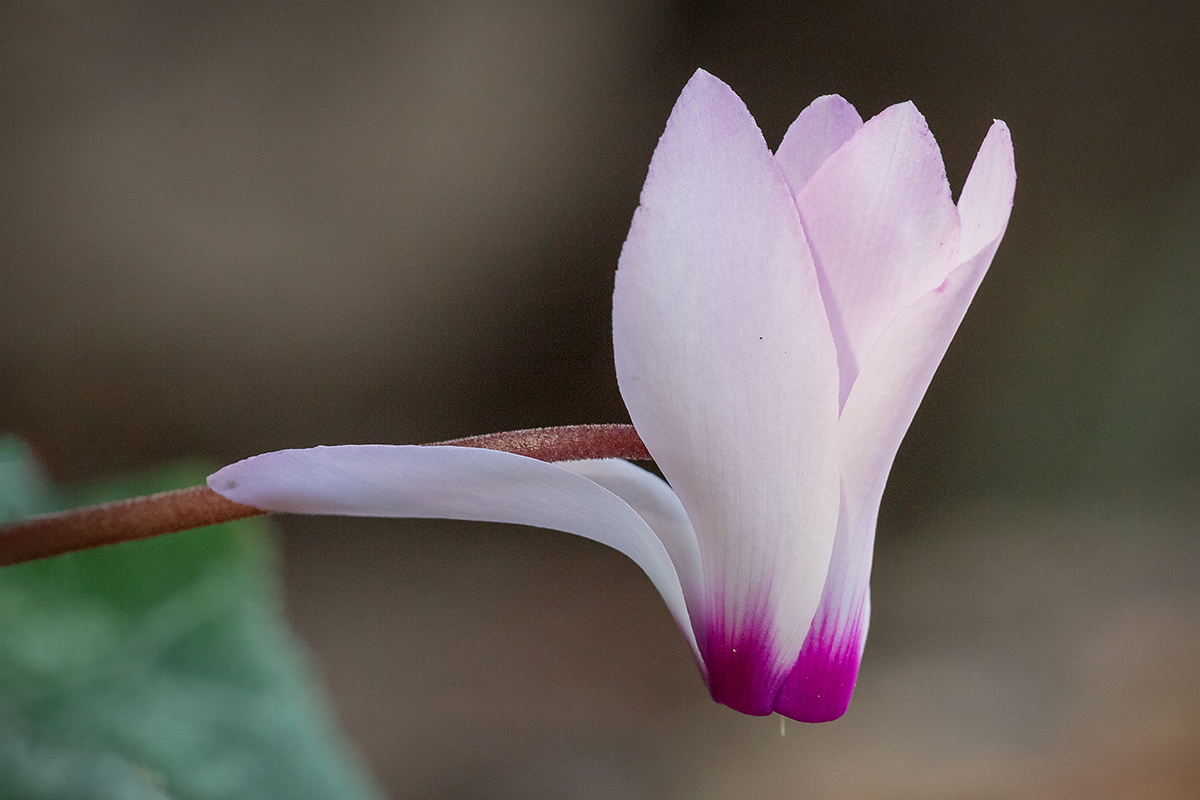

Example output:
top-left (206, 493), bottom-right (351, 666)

top-left (613, 68), bottom-right (841, 714)
top-left (797, 102), bottom-right (960, 406)
top-left (208, 445), bottom-right (698, 658)
top-left (555, 459), bottom-right (704, 630)
top-left (775, 94), bottom-right (864, 194)
top-left (777, 245), bottom-right (1001, 722)
top-left (779, 196), bottom-right (1011, 722)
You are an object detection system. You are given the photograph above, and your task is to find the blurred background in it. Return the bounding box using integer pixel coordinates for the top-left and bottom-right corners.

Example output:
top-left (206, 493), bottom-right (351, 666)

top-left (1, 1), bottom-right (1196, 797)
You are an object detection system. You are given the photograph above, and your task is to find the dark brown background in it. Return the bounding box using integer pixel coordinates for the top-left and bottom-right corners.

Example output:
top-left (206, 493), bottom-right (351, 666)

top-left (2, 1), bottom-right (1196, 797)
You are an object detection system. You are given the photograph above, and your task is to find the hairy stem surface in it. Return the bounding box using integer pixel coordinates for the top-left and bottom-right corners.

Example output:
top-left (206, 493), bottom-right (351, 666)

top-left (0, 424), bottom-right (650, 566)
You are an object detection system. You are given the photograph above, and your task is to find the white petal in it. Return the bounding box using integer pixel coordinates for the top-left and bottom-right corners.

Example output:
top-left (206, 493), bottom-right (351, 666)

top-left (613, 69), bottom-right (841, 712)
top-left (775, 94), bottom-right (864, 194)
top-left (775, 487), bottom-right (873, 722)
top-left (840, 144), bottom-right (1014, 514)
top-left (208, 445), bottom-right (698, 658)
top-left (556, 459), bottom-right (704, 632)
top-left (781, 216), bottom-right (1011, 721)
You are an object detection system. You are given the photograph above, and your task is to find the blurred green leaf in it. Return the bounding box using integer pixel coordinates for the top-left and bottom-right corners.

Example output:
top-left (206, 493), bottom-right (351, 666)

top-left (0, 435), bottom-right (383, 800)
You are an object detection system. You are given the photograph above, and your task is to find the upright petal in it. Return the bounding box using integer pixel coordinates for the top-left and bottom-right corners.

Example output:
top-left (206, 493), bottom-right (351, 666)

top-left (958, 121), bottom-right (1017, 262)
top-left (775, 94), bottom-right (864, 194)
top-left (208, 445), bottom-right (700, 660)
top-left (840, 121), bottom-right (1014, 523)
top-left (613, 69), bottom-right (841, 715)
top-left (778, 122), bottom-right (1015, 721)
top-left (774, 492), bottom-right (871, 723)
top-left (796, 102), bottom-right (960, 406)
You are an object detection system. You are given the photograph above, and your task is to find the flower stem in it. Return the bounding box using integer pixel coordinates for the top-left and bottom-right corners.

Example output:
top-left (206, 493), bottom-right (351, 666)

top-left (434, 423), bottom-right (650, 461)
top-left (0, 424), bottom-right (649, 567)
top-left (0, 486), bottom-right (263, 567)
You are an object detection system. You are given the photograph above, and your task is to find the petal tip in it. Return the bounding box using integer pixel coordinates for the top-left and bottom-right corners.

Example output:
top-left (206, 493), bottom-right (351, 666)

top-left (957, 119), bottom-right (1016, 259)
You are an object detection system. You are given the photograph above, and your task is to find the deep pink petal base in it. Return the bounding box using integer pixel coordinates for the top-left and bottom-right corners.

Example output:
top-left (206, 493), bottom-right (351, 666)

top-left (702, 608), bottom-right (780, 717)
top-left (774, 604), bottom-right (867, 722)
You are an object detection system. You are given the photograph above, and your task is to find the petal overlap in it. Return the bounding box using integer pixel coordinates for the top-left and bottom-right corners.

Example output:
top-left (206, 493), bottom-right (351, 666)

top-left (775, 94), bottom-right (863, 195)
top-left (207, 69), bottom-right (1013, 723)
top-left (795, 101), bottom-right (962, 406)
top-left (614, 69), bottom-right (841, 713)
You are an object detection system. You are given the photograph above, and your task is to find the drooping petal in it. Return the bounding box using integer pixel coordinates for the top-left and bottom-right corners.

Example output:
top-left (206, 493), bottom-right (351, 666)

top-left (775, 94), bottom-right (864, 195)
top-left (555, 458), bottom-right (704, 630)
top-left (613, 68), bottom-right (841, 715)
top-left (208, 445), bottom-right (699, 660)
top-left (777, 121), bottom-right (1015, 721)
top-left (796, 102), bottom-right (960, 407)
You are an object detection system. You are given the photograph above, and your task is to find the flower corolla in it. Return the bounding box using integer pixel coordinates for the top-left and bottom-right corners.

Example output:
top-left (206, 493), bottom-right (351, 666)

top-left (209, 69), bottom-right (1015, 721)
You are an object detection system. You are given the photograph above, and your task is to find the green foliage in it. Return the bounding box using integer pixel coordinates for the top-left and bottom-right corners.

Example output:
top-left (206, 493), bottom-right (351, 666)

top-left (0, 435), bottom-right (383, 800)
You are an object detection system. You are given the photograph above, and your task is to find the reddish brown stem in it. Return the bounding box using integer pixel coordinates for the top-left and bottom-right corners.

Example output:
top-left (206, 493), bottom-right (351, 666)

top-left (0, 486), bottom-right (264, 567)
top-left (434, 423), bottom-right (651, 461)
top-left (0, 424), bottom-right (649, 567)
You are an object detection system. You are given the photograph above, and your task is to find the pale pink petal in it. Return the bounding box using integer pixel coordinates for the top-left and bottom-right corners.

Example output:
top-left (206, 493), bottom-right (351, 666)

top-left (775, 94), bottom-right (864, 194)
top-left (777, 123), bottom-right (1013, 721)
top-left (958, 121), bottom-right (1016, 261)
top-left (777, 185), bottom-right (1013, 721)
top-left (775, 252), bottom-right (992, 723)
top-left (613, 68), bottom-right (841, 714)
top-left (796, 102), bottom-right (960, 406)
top-left (775, 505), bottom-right (871, 723)
top-left (840, 133), bottom-right (1014, 514)
top-left (777, 247), bottom-right (1000, 723)
top-left (208, 445), bottom-right (699, 659)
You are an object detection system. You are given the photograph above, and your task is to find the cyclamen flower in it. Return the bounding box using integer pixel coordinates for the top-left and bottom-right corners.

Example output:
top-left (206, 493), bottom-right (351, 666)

top-left (209, 69), bottom-right (1015, 722)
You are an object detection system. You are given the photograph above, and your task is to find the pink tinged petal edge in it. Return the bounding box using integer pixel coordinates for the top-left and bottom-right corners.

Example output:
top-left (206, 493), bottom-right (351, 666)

top-left (613, 69), bottom-right (841, 714)
top-left (775, 94), bottom-right (864, 195)
top-left (796, 101), bottom-right (961, 408)
top-left (207, 445), bottom-right (700, 662)
top-left (777, 122), bottom-right (1014, 722)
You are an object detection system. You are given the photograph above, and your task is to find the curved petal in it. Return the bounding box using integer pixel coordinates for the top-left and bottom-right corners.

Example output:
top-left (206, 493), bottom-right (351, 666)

top-left (777, 122), bottom-right (1014, 721)
top-left (796, 102), bottom-right (960, 406)
top-left (207, 445), bottom-right (698, 659)
top-left (777, 179), bottom-right (1013, 722)
top-left (554, 458), bottom-right (703, 623)
top-left (613, 68), bottom-right (841, 714)
top-left (775, 489), bottom-right (873, 722)
top-left (775, 94), bottom-right (864, 194)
